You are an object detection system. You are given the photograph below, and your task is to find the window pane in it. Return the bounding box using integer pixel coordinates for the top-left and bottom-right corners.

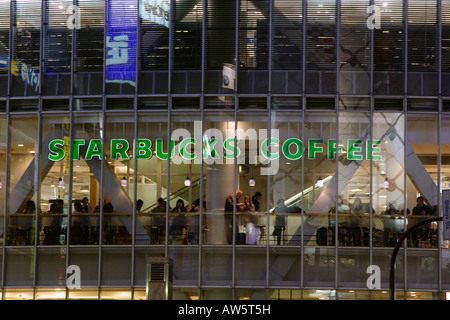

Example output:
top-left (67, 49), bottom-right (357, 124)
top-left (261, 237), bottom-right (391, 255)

top-left (172, 0), bottom-right (203, 94)
top-left (406, 114), bottom-right (438, 249)
top-left (169, 113), bottom-right (201, 246)
top-left (7, 116), bottom-right (38, 246)
top-left (238, 0), bottom-right (269, 94)
top-left (74, 0), bottom-right (104, 95)
top-left (372, 112), bottom-right (406, 248)
top-left (139, 0), bottom-right (169, 94)
top-left (43, 0), bottom-right (72, 96)
top-left (272, 0), bottom-right (303, 94)
top-left (205, 0), bottom-right (236, 94)
top-left (102, 113), bottom-right (135, 245)
top-left (339, 0), bottom-right (370, 95)
top-left (70, 113), bottom-right (103, 245)
top-left (407, 0), bottom-right (438, 96)
top-left (373, 0), bottom-right (404, 96)
top-left (306, 0), bottom-right (336, 94)
top-left (136, 113), bottom-right (168, 245)
top-left (39, 115), bottom-right (70, 246)
top-left (203, 111), bottom-right (235, 246)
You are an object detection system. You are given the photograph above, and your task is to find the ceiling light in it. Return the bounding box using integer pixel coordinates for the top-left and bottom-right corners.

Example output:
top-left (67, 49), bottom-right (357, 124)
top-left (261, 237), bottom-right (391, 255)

top-left (184, 176), bottom-right (191, 187)
top-left (249, 177), bottom-right (255, 187)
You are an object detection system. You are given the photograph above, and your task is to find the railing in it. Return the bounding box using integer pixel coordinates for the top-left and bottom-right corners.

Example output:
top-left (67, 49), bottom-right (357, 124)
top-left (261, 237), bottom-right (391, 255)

top-left (4, 211), bottom-right (439, 248)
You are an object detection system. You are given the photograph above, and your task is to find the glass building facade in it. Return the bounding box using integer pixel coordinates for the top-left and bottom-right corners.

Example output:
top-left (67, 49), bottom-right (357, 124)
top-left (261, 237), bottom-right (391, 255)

top-left (0, 0), bottom-right (449, 300)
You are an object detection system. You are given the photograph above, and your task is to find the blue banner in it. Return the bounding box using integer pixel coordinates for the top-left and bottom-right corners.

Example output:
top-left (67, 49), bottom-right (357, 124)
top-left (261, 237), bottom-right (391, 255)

top-left (106, 0), bottom-right (137, 87)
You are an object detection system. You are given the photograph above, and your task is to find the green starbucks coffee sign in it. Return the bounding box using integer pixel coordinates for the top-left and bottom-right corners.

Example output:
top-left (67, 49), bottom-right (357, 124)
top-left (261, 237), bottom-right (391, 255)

top-left (48, 138), bottom-right (381, 162)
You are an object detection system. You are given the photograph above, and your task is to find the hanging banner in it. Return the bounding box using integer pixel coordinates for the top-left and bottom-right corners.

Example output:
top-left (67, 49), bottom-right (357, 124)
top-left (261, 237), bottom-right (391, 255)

top-left (106, 0), bottom-right (137, 87)
top-left (443, 189), bottom-right (450, 240)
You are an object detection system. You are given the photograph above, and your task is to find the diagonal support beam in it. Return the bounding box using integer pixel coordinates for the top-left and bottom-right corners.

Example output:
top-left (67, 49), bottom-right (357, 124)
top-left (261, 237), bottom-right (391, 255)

top-left (252, 116), bottom-right (437, 299)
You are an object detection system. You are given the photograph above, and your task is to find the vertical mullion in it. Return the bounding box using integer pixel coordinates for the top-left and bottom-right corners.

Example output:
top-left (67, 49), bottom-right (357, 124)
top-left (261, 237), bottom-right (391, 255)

top-left (335, 0), bottom-right (340, 291)
top-left (131, 0), bottom-right (140, 299)
top-left (1, 0), bottom-right (13, 293)
top-left (403, 0), bottom-right (408, 297)
top-left (32, 0), bottom-right (45, 295)
top-left (437, 0), bottom-right (443, 294)
top-left (265, 0), bottom-right (273, 292)
top-left (369, 0), bottom-right (375, 296)
top-left (231, 0), bottom-right (239, 297)
top-left (97, 0), bottom-right (108, 290)
top-left (198, 0), bottom-right (206, 290)
top-left (165, 0), bottom-right (174, 260)
top-left (300, 0), bottom-right (306, 293)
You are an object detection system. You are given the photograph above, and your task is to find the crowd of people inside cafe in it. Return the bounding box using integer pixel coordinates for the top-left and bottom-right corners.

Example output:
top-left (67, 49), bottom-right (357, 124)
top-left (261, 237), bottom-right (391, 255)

top-left (327, 195), bottom-right (438, 248)
top-left (11, 190), bottom-right (439, 248)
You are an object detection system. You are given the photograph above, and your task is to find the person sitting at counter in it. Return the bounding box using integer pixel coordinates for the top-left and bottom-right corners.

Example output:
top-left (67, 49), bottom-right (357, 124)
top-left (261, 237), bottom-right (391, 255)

top-left (23, 200), bottom-right (36, 214)
top-left (243, 196), bottom-right (255, 212)
top-left (50, 199), bottom-right (64, 213)
top-left (337, 198), bottom-right (350, 214)
top-left (81, 197), bottom-right (91, 213)
top-left (252, 192), bottom-right (262, 212)
top-left (73, 201), bottom-right (83, 213)
top-left (383, 202), bottom-right (400, 215)
top-left (151, 198), bottom-right (168, 213)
